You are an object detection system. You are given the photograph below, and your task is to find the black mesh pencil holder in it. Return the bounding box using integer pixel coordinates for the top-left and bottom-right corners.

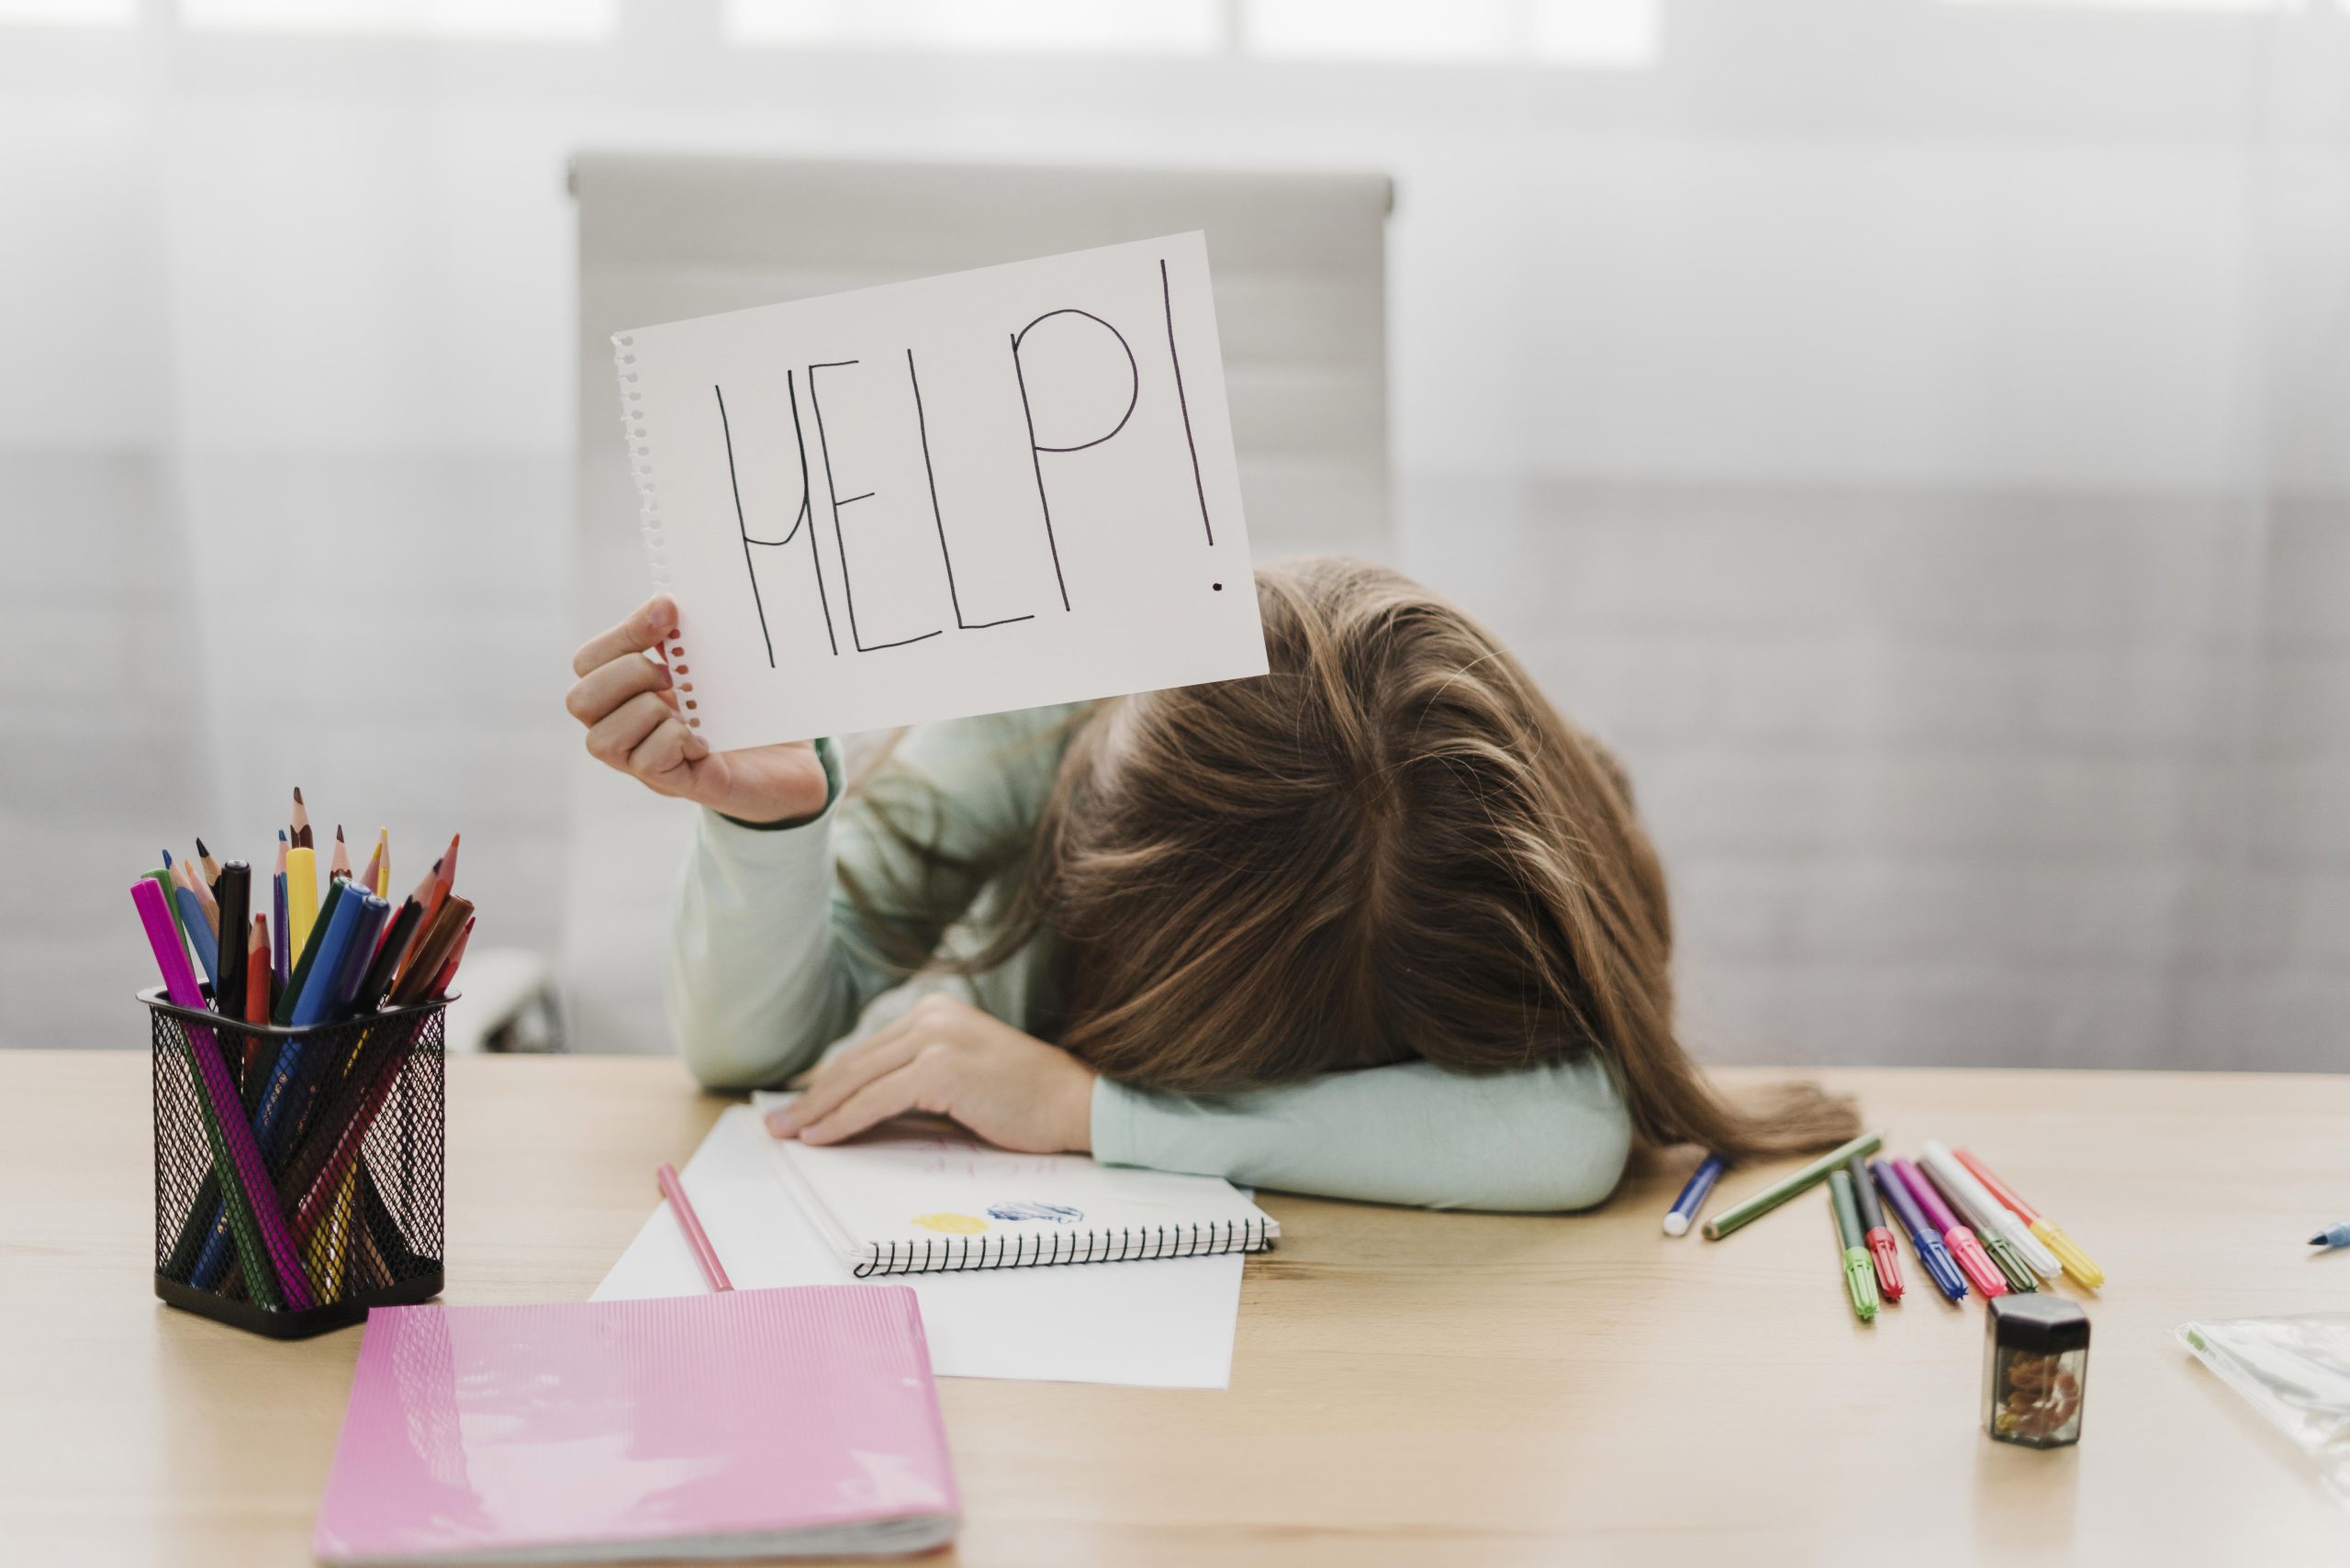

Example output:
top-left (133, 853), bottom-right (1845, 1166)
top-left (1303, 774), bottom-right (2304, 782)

top-left (141, 987), bottom-right (449, 1339)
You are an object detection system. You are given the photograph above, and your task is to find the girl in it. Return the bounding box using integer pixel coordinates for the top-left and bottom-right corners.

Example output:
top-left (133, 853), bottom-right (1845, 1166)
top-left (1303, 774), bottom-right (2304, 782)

top-left (565, 557), bottom-right (1857, 1211)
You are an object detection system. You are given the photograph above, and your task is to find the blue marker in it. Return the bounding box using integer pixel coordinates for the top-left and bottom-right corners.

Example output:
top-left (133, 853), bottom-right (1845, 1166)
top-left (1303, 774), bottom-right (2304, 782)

top-left (2312, 1222), bottom-right (2350, 1249)
top-left (1662, 1154), bottom-right (1728, 1238)
top-left (1872, 1157), bottom-right (1967, 1305)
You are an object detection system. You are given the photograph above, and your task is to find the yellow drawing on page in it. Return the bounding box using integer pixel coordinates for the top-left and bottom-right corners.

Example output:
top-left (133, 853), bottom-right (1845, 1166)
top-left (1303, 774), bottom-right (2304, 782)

top-left (910, 1212), bottom-right (988, 1235)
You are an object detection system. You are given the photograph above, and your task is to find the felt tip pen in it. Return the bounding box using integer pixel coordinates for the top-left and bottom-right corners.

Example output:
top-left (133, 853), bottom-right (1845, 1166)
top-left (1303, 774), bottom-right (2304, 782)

top-left (1844, 1152), bottom-right (1903, 1302)
top-left (1922, 1141), bottom-right (2061, 1280)
top-left (1952, 1146), bottom-right (2104, 1290)
top-left (1917, 1156), bottom-right (2037, 1294)
top-left (1892, 1157), bottom-right (2006, 1298)
top-left (1663, 1154), bottom-right (1728, 1237)
top-left (1702, 1132), bottom-right (1885, 1240)
top-left (2314, 1223), bottom-right (2350, 1249)
top-left (1872, 1158), bottom-right (1965, 1304)
top-left (1828, 1169), bottom-right (1880, 1323)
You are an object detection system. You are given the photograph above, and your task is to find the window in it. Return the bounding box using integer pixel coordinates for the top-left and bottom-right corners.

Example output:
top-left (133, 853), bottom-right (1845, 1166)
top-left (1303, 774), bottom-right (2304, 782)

top-left (1244, 0), bottom-right (1662, 66)
top-left (178, 0), bottom-right (618, 39)
top-left (0, 0), bottom-right (135, 24)
top-left (726, 0), bottom-right (1225, 54)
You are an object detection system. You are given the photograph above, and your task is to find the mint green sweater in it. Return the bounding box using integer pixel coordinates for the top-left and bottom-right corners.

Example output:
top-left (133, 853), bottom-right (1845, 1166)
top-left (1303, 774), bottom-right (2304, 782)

top-left (667, 705), bottom-right (1632, 1211)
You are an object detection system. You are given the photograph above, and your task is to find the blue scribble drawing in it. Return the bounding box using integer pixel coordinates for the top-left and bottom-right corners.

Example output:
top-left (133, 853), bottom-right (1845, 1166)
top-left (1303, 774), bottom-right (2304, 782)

top-left (987, 1200), bottom-right (1085, 1225)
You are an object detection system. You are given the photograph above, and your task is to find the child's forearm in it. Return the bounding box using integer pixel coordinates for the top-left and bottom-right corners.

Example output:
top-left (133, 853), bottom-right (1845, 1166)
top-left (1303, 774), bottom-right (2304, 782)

top-left (1091, 1054), bottom-right (1634, 1213)
top-left (666, 740), bottom-right (877, 1090)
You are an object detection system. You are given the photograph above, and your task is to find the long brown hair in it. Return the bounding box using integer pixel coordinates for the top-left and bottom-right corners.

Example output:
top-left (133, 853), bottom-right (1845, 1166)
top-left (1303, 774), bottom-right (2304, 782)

top-left (854, 556), bottom-right (1856, 1160)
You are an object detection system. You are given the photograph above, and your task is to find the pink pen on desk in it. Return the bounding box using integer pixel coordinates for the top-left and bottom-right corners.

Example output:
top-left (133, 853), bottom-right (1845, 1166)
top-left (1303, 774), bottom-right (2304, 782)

top-left (657, 1161), bottom-right (733, 1293)
top-left (1891, 1156), bottom-right (2006, 1299)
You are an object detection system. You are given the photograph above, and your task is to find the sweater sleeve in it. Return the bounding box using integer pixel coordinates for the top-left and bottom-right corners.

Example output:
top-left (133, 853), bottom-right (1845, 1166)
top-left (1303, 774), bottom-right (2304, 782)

top-left (667, 708), bottom-right (1079, 1092)
top-left (1089, 1053), bottom-right (1634, 1213)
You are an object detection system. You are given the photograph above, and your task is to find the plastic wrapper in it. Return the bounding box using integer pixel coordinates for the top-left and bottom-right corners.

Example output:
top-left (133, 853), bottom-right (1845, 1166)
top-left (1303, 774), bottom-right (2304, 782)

top-left (2177, 1312), bottom-right (2350, 1509)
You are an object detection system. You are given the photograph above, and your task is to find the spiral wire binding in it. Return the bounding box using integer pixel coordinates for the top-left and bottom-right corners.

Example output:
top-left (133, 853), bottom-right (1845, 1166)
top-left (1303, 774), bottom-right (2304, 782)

top-left (851, 1216), bottom-right (1277, 1278)
top-left (612, 332), bottom-right (700, 731)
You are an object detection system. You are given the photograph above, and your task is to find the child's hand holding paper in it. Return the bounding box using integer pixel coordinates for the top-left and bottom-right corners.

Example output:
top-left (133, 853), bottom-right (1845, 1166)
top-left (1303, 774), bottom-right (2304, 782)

top-left (566, 593), bottom-right (833, 824)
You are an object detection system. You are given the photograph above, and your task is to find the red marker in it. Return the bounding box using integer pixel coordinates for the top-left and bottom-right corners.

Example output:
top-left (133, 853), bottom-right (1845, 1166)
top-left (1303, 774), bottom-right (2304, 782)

top-left (1845, 1153), bottom-right (1903, 1302)
top-left (1892, 1157), bottom-right (2007, 1298)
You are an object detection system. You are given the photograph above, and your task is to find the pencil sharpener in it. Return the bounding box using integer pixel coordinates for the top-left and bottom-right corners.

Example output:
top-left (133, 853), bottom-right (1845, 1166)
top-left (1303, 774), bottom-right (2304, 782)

top-left (1984, 1294), bottom-right (2088, 1448)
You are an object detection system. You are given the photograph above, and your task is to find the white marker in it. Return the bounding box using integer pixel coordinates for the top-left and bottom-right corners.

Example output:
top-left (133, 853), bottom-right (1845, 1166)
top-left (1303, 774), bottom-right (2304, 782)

top-left (1921, 1141), bottom-right (2062, 1278)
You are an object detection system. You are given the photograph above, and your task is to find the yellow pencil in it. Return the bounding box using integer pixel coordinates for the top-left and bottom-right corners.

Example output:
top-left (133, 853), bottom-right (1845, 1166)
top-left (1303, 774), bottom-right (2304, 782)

top-left (286, 787), bottom-right (319, 958)
top-left (374, 828), bottom-right (390, 899)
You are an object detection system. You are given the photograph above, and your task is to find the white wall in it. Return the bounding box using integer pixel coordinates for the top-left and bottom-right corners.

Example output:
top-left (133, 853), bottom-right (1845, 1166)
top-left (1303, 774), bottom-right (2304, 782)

top-left (4, 0), bottom-right (2344, 1070)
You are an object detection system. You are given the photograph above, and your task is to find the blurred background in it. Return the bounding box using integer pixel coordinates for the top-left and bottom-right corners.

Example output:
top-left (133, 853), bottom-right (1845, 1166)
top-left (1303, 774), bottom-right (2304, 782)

top-left (6, 0), bottom-right (2347, 1074)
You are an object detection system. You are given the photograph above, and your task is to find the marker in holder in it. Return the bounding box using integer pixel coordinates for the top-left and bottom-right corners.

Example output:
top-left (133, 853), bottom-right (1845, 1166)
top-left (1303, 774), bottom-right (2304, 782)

top-left (143, 986), bottom-right (447, 1339)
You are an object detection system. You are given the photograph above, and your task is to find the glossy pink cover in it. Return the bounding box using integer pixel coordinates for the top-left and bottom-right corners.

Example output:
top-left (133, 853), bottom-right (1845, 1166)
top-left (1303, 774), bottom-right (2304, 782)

top-left (314, 1285), bottom-right (958, 1562)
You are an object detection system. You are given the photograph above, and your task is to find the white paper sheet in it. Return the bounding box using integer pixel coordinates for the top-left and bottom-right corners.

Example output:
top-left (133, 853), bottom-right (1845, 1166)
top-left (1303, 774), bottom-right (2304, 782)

top-left (594, 1106), bottom-right (1245, 1388)
top-left (613, 232), bottom-right (1267, 752)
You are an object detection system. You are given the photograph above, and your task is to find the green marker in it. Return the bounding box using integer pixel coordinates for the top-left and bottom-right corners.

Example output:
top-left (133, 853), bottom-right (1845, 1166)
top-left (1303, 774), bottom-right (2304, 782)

top-left (1702, 1131), bottom-right (1884, 1240)
top-left (1977, 1229), bottom-right (2041, 1294)
top-left (1829, 1169), bottom-right (1880, 1322)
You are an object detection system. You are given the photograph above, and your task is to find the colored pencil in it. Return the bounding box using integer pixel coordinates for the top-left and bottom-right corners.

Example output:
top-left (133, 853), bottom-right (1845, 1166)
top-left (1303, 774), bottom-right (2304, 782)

top-left (172, 880), bottom-right (220, 989)
top-left (329, 823), bottom-right (352, 883)
top-left (173, 851), bottom-right (220, 937)
top-left (195, 835), bottom-right (224, 890)
top-left (352, 900), bottom-right (423, 1016)
top-left (659, 1162), bottom-right (733, 1292)
top-left (389, 895), bottom-right (474, 1009)
top-left (272, 832), bottom-right (291, 988)
top-left (395, 838), bottom-right (458, 990)
top-left (430, 914), bottom-right (475, 997)
top-left (286, 788), bottom-right (319, 959)
top-left (358, 829), bottom-right (386, 901)
top-left (243, 915), bottom-right (270, 1040)
top-left (1702, 1132), bottom-right (1885, 1240)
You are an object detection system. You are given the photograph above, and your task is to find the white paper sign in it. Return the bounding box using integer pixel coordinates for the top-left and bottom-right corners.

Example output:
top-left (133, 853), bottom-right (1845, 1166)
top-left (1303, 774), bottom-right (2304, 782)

top-left (613, 233), bottom-right (1268, 751)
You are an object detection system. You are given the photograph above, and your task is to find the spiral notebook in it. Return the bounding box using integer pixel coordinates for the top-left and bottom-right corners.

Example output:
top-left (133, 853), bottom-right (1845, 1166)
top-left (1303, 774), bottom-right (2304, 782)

top-left (313, 1287), bottom-right (957, 1564)
top-left (751, 1093), bottom-right (1278, 1278)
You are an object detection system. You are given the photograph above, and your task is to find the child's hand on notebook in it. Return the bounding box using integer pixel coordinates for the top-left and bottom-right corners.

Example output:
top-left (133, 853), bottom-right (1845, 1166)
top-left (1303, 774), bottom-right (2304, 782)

top-left (767, 995), bottom-right (1096, 1155)
top-left (567, 596), bottom-right (831, 824)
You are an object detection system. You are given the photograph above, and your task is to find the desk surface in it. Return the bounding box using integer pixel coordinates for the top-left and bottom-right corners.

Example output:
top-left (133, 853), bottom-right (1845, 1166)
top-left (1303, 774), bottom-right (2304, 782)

top-left (3, 1050), bottom-right (2346, 1567)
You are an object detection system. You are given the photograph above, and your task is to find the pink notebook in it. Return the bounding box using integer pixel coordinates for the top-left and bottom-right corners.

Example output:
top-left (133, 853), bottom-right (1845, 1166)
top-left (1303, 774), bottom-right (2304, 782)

top-left (314, 1286), bottom-right (959, 1564)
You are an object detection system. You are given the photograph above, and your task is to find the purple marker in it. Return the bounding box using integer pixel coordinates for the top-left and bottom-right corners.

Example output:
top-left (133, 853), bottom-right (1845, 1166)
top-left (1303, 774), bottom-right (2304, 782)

top-left (1872, 1157), bottom-right (1966, 1304)
top-left (1892, 1156), bottom-right (2008, 1300)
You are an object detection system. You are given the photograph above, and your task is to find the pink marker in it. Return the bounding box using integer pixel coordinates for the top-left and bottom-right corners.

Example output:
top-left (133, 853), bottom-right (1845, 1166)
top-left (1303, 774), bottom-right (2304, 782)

top-left (1892, 1156), bottom-right (2006, 1299)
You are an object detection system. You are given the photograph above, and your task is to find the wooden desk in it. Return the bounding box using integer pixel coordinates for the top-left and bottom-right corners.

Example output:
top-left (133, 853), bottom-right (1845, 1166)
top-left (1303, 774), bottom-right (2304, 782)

top-left (3, 1051), bottom-right (2345, 1567)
